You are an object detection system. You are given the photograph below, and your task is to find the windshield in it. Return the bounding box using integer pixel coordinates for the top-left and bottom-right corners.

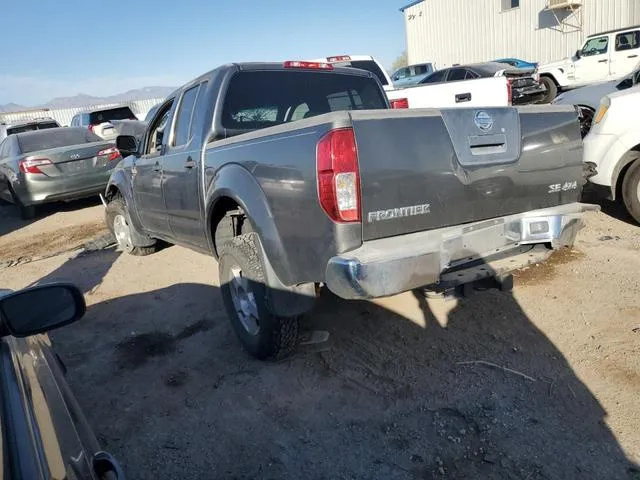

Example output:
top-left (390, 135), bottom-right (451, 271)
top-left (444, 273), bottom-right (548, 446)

top-left (331, 60), bottom-right (389, 85)
top-left (89, 107), bottom-right (137, 125)
top-left (17, 128), bottom-right (102, 153)
top-left (7, 121), bottom-right (59, 135)
top-left (222, 70), bottom-right (387, 130)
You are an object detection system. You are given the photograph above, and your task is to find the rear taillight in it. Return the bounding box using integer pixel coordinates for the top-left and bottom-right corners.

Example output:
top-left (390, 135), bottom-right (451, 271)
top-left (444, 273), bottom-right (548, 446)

top-left (284, 61), bottom-right (333, 70)
top-left (19, 157), bottom-right (52, 174)
top-left (97, 146), bottom-right (121, 161)
top-left (390, 98), bottom-right (409, 109)
top-left (316, 128), bottom-right (360, 223)
top-left (506, 78), bottom-right (513, 105)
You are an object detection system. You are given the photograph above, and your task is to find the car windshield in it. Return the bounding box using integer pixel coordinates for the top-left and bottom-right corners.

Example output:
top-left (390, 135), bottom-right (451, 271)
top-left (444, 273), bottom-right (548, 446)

top-left (17, 128), bottom-right (102, 153)
top-left (331, 60), bottom-right (389, 85)
top-left (222, 70), bottom-right (387, 130)
top-left (7, 121), bottom-right (59, 135)
top-left (89, 107), bottom-right (137, 125)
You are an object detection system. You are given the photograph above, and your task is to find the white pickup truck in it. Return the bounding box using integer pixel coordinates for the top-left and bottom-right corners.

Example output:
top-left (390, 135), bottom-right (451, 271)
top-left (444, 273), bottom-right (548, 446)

top-left (538, 25), bottom-right (640, 103)
top-left (386, 62), bottom-right (545, 109)
top-left (583, 73), bottom-right (640, 224)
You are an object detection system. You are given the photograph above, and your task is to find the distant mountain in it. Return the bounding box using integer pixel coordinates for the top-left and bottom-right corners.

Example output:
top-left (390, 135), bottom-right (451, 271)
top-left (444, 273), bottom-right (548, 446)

top-left (0, 87), bottom-right (175, 113)
top-left (0, 102), bottom-right (27, 113)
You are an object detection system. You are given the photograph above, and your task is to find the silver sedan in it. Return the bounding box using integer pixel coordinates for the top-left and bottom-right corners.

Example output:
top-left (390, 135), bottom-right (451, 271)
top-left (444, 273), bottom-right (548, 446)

top-left (0, 127), bottom-right (121, 219)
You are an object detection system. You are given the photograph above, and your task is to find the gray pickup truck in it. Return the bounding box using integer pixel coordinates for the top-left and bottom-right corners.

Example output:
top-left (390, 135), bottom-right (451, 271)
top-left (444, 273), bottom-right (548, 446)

top-left (106, 61), bottom-right (596, 359)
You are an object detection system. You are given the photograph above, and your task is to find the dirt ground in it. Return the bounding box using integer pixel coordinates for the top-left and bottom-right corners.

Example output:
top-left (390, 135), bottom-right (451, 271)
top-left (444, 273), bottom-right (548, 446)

top-left (0, 196), bottom-right (639, 480)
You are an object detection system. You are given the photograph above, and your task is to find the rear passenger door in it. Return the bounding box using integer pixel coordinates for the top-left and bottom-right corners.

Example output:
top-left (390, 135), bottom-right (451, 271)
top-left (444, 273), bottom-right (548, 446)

top-left (611, 29), bottom-right (640, 77)
top-left (163, 81), bottom-right (209, 247)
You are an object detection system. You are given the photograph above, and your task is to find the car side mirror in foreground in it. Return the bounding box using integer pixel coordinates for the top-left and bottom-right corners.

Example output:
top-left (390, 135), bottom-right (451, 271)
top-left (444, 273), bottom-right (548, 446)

top-left (0, 284), bottom-right (86, 338)
top-left (116, 135), bottom-right (139, 157)
top-left (575, 49), bottom-right (582, 59)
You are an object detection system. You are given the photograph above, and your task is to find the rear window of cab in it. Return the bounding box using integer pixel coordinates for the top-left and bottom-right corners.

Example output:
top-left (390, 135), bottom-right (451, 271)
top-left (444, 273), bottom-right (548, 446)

top-left (222, 70), bottom-right (387, 131)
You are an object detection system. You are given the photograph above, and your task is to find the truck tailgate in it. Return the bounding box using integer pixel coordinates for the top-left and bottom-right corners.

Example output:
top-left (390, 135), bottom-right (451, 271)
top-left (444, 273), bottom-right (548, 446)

top-left (352, 105), bottom-right (583, 241)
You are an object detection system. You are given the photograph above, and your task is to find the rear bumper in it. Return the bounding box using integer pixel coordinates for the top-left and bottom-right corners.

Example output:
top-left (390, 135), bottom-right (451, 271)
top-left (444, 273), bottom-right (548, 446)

top-left (325, 202), bottom-right (599, 299)
top-left (512, 85), bottom-right (547, 105)
top-left (14, 170), bottom-right (113, 205)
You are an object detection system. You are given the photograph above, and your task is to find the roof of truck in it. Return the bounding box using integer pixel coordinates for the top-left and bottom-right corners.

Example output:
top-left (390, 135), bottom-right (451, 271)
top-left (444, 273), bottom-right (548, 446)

top-left (587, 25), bottom-right (640, 38)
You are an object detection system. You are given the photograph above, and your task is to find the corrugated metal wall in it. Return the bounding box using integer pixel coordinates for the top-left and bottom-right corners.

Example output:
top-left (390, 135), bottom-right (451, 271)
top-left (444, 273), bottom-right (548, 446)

top-left (0, 98), bottom-right (164, 127)
top-left (404, 0), bottom-right (640, 68)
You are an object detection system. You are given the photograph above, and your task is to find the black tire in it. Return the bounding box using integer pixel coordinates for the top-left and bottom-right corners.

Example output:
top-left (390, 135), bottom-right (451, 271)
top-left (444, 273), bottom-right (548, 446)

top-left (9, 186), bottom-right (36, 220)
top-left (621, 156), bottom-right (640, 225)
top-left (540, 76), bottom-right (558, 103)
top-left (105, 196), bottom-right (156, 256)
top-left (219, 232), bottom-right (299, 360)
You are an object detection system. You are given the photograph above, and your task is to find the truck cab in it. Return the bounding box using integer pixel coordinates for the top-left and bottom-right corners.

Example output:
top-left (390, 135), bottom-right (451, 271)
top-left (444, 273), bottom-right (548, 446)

top-left (538, 25), bottom-right (640, 102)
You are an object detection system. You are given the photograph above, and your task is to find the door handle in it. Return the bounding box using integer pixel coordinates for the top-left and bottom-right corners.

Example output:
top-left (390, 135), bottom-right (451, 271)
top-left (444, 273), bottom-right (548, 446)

top-left (184, 157), bottom-right (196, 169)
top-left (598, 59), bottom-right (608, 63)
top-left (455, 92), bottom-right (472, 103)
top-left (152, 162), bottom-right (161, 172)
top-left (628, 54), bottom-right (638, 58)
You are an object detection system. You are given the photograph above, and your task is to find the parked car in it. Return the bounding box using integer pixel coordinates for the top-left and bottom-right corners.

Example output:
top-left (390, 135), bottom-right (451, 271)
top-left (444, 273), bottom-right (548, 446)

top-left (0, 127), bottom-right (121, 219)
top-left (0, 283), bottom-right (126, 479)
top-left (553, 63), bottom-right (640, 137)
top-left (387, 62), bottom-right (545, 109)
top-left (106, 60), bottom-right (595, 360)
top-left (0, 117), bottom-right (60, 142)
top-left (538, 25), bottom-right (640, 102)
top-left (583, 82), bottom-right (640, 224)
top-left (70, 106), bottom-right (138, 140)
top-left (391, 62), bottom-right (435, 87)
top-left (308, 55), bottom-right (395, 91)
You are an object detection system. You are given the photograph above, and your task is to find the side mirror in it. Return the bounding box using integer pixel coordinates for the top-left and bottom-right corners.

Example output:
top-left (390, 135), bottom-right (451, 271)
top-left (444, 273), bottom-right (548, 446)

top-left (116, 135), bottom-right (139, 157)
top-left (575, 49), bottom-right (582, 59)
top-left (0, 284), bottom-right (85, 338)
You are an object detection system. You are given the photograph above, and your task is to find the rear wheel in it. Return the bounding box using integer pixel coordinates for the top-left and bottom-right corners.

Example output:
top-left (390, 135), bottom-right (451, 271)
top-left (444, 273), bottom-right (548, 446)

top-left (105, 197), bottom-right (156, 255)
top-left (621, 156), bottom-right (640, 224)
top-left (9, 186), bottom-right (36, 220)
top-left (540, 76), bottom-right (558, 103)
top-left (219, 232), bottom-right (299, 360)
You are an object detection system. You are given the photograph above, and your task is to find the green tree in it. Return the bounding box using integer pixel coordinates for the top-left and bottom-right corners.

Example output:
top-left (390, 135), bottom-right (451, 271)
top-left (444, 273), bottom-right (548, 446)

top-left (391, 51), bottom-right (408, 72)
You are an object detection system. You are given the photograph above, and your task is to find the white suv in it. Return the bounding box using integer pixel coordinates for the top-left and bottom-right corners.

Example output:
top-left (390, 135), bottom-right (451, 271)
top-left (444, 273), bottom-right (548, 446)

top-left (583, 70), bottom-right (640, 223)
top-left (539, 25), bottom-right (640, 102)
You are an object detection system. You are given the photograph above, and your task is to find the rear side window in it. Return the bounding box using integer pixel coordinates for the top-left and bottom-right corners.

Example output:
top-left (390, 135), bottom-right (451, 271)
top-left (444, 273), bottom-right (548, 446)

top-left (17, 128), bottom-right (102, 154)
top-left (615, 31), bottom-right (640, 51)
top-left (447, 68), bottom-right (466, 81)
top-left (173, 85), bottom-right (199, 146)
top-left (333, 60), bottom-right (388, 86)
top-left (89, 107), bottom-right (136, 125)
top-left (222, 70), bottom-right (387, 131)
top-left (420, 70), bottom-right (447, 84)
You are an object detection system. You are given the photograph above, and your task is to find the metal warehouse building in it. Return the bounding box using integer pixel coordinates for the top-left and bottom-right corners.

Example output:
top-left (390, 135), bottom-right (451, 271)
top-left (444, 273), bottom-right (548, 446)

top-left (401, 0), bottom-right (640, 68)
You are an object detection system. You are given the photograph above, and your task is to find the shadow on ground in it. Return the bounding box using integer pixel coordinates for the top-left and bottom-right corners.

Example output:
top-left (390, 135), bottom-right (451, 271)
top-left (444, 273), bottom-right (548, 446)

top-left (45, 252), bottom-right (638, 480)
top-left (582, 185), bottom-right (638, 227)
top-left (0, 196), bottom-right (102, 237)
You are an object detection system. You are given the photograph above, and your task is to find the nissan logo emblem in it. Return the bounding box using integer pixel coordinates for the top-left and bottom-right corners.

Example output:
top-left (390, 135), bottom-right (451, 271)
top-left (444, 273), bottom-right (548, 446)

top-left (474, 111), bottom-right (494, 132)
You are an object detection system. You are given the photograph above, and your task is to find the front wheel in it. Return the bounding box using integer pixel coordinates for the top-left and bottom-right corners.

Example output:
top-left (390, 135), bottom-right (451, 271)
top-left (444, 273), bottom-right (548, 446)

top-left (9, 187), bottom-right (36, 220)
top-left (219, 233), bottom-right (300, 360)
top-left (105, 197), bottom-right (156, 255)
top-left (539, 77), bottom-right (558, 103)
top-left (621, 156), bottom-right (640, 224)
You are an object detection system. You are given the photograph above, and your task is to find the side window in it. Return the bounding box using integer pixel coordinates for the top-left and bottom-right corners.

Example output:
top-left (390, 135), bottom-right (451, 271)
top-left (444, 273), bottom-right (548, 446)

top-left (172, 85), bottom-right (200, 147)
top-left (421, 70), bottom-right (447, 84)
top-left (465, 69), bottom-right (480, 79)
top-left (581, 36), bottom-right (609, 56)
top-left (189, 81), bottom-right (209, 141)
top-left (145, 100), bottom-right (174, 155)
top-left (447, 68), bottom-right (466, 82)
top-left (393, 68), bottom-right (409, 80)
top-left (290, 103), bottom-right (310, 121)
top-left (615, 31), bottom-right (640, 51)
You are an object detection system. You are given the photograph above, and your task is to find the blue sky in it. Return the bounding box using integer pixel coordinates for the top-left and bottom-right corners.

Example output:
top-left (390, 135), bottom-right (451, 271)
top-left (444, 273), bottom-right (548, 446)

top-left (1, 0), bottom-right (408, 106)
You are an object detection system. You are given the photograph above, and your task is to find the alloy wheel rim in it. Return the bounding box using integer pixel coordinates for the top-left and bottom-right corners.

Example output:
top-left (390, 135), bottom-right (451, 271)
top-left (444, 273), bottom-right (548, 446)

top-left (228, 265), bottom-right (260, 336)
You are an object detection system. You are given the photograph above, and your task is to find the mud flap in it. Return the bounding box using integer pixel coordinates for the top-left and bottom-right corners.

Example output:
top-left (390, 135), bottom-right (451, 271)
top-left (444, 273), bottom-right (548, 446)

top-left (254, 237), bottom-right (317, 318)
